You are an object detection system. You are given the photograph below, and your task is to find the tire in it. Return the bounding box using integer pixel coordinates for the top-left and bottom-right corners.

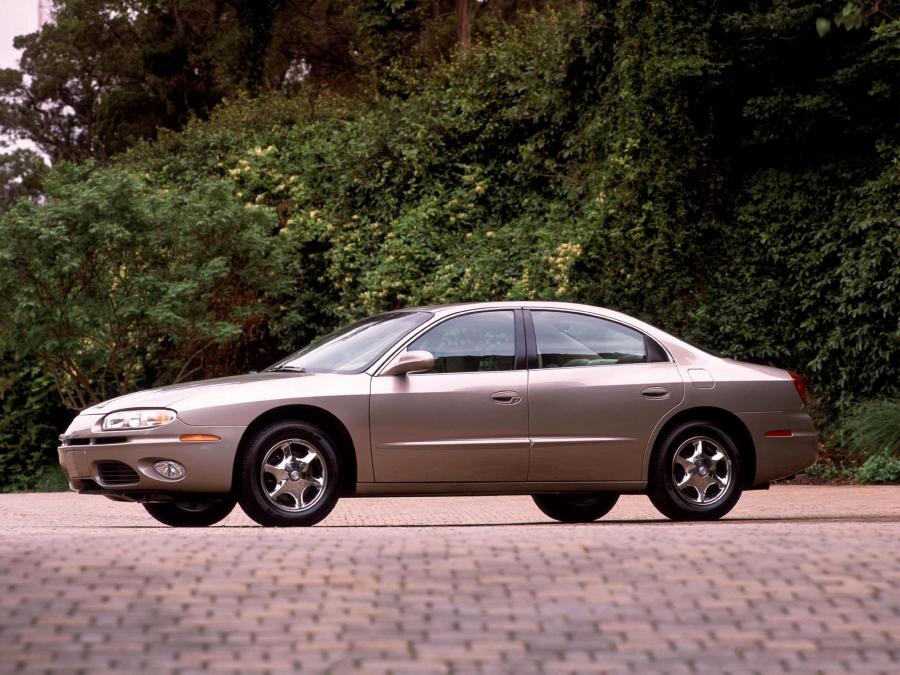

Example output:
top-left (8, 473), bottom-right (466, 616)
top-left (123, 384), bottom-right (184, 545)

top-left (532, 492), bottom-right (619, 523)
top-left (236, 420), bottom-right (341, 527)
top-left (647, 420), bottom-right (743, 521)
top-left (143, 496), bottom-right (236, 527)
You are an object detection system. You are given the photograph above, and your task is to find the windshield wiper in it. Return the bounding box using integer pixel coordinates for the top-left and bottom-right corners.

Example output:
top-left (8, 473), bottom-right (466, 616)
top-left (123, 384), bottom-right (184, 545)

top-left (269, 365), bottom-right (307, 373)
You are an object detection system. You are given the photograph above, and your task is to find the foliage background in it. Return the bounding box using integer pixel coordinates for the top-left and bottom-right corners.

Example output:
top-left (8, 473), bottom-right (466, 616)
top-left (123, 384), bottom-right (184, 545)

top-left (1, 0), bottom-right (898, 489)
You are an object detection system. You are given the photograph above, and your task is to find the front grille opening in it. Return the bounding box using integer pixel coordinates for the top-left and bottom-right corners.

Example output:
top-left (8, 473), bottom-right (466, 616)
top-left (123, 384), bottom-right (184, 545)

top-left (93, 436), bottom-right (128, 445)
top-left (67, 438), bottom-right (90, 446)
top-left (96, 461), bottom-right (140, 486)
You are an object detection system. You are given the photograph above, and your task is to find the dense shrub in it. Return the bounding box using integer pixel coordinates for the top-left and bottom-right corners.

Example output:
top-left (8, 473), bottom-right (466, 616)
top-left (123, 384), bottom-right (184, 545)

top-left (0, 355), bottom-right (70, 492)
top-left (125, 3), bottom-right (900, 411)
top-left (2, 2), bottom-right (899, 488)
top-left (0, 163), bottom-right (286, 410)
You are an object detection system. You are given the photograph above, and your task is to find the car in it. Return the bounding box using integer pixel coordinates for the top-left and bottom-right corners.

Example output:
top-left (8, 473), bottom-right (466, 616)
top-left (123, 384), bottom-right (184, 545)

top-left (58, 301), bottom-right (818, 527)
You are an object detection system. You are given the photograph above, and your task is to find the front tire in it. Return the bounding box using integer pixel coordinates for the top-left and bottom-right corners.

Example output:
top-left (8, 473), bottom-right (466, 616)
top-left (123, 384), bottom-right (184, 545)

top-left (647, 420), bottom-right (743, 521)
top-left (532, 493), bottom-right (619, 523)
top-left (236, 420), bottom-right (341, 527)
top-left (143, 496), bottom-right (236, 527)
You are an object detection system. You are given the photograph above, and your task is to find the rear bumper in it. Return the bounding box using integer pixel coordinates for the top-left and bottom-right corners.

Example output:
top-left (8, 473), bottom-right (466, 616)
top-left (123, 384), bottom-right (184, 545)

top-left (58, 414), bottom-right (244, 495)
top-left (735, 410), bottom-right (819, 484)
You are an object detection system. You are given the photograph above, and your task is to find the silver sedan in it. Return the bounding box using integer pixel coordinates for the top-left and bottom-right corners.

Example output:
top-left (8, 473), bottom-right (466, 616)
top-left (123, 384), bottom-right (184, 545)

top-left (58, 302), bottom-right (818, 526)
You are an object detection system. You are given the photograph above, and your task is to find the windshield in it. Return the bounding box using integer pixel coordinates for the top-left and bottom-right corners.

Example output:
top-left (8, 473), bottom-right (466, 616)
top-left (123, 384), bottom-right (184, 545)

top-left (267, 311), bottom-right (432, 374)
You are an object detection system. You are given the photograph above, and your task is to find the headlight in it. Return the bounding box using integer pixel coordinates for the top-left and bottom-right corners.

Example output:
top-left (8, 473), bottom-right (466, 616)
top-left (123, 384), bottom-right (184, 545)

top-left (101, 409), bottom-right (176, 431)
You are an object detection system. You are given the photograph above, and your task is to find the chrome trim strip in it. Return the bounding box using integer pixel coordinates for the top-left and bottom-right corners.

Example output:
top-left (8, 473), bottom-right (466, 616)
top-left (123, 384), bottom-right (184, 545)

top-left (376, 438), bottom-right (530, 450)
top-left (530, 436), bottom-right (633, 445)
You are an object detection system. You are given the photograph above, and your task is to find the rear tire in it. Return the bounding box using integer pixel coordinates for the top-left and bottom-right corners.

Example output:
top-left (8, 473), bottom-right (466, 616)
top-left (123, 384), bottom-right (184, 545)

top-left (236, 420), bottom-right (341, 527)
top-left (647, 420), bottom-right (743, 521)
top-left (143, 496), bottom-right (236, 527)
top-left (532, 493), bottom-right (619, 523)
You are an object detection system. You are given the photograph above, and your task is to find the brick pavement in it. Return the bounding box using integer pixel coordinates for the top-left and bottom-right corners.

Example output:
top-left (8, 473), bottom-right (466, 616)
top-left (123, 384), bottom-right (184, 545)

top-left (1, 486), bottom-right (898, 674)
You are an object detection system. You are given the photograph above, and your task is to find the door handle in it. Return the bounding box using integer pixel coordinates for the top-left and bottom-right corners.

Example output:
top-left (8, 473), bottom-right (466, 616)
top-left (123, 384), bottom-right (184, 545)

top-left (641, 386), bottom-right (670, 399)
top-left (491, 391), bottom-right (522, 405)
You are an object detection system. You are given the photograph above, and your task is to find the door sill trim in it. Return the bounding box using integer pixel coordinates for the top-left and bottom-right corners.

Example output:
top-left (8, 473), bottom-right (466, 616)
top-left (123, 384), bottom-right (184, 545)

top-left (354, 480), bottom-right (646, 497)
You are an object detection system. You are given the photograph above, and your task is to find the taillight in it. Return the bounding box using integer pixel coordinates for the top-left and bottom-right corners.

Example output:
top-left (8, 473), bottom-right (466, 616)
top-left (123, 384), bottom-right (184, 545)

top-left (790, 371), bottom-right (807, 406)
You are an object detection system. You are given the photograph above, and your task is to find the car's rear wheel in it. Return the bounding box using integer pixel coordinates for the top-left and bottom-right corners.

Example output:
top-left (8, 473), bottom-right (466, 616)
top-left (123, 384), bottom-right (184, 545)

top-left (647, 420), bottom-right (743, 521)
top-left (532, 493), bottom-right (619, 523)
top-left (236, 420), bottom-right (341, 527)
top-left (143, 496), bottom-right (236, 527)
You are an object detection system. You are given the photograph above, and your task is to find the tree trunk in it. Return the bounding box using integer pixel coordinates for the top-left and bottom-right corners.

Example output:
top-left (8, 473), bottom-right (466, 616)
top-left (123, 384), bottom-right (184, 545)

top-left (457, 0), bottom-right (471, 49)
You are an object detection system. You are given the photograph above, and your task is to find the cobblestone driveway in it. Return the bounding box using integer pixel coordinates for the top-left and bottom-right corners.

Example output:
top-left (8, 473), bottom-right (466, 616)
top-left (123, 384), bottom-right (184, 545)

top-left (1, 486), bottom-right (899, 674)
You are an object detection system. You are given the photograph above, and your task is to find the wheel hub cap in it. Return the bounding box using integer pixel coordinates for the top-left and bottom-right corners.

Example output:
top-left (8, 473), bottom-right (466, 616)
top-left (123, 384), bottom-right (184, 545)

top-left (671, 436), bottom-right (732, 506)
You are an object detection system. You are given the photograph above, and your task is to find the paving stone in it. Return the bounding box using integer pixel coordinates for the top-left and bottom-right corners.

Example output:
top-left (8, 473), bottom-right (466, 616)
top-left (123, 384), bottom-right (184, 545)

top-left (0, 486), bottom-right (898, 673)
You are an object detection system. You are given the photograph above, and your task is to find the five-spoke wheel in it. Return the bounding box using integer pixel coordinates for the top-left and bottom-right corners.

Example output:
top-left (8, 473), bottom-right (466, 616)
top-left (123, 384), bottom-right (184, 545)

top-left (237, 420), bottom-right (341, 526)
top-left (648, 420), bottom-right (743, 521)
top-left (260, 439), bottom-right (328, 512)
top-left (671, 436), bottom-right (732, 506)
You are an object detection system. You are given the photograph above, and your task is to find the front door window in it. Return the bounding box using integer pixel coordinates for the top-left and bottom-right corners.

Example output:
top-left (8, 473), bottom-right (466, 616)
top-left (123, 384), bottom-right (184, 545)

top-left (408, 311), bottom-right (516, 373)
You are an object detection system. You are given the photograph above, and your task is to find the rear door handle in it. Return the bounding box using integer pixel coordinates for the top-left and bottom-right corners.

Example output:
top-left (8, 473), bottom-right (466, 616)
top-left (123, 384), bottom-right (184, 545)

top-left (491, 391), bottom-right (522, 405)
top-left (641, 386), bottom-right (670, 399)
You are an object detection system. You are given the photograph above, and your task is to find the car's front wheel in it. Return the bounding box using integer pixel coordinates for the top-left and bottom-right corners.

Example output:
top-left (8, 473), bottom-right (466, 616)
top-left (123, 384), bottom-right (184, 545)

top-left (236, 420), bottom-right (341, 527)
top-left (532, 493), bottom-right (619, 523)
top-left (143, 496), bottom-right (236, 527)
top-left (647, 420), bottom-right (743, 521)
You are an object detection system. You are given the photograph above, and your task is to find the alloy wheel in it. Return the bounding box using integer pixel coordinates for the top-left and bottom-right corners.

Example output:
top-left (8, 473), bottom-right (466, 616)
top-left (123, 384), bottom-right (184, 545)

top-left (671, 436), bottom-right (732, 506)
top-left (260, 439), bottom-right (327, 512)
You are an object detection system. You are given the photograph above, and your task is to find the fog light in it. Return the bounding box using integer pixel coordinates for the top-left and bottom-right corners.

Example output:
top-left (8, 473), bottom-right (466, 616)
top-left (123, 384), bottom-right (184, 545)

top-left (152, 460), bottom-right (186, 480)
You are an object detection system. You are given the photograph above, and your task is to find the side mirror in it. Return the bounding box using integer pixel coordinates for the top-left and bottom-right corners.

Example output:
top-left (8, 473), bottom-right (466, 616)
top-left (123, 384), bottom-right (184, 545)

top-left (382, 350), bottom-right (434, 376)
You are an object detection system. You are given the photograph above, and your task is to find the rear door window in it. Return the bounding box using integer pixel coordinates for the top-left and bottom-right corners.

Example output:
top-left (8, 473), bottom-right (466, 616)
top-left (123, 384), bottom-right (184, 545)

top-left (531, 311), bottom-right (652, 368)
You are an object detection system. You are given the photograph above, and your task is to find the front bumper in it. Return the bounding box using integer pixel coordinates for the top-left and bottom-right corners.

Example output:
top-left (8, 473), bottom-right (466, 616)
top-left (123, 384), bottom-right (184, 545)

top-left (58, 414), bottom-right (245, 495)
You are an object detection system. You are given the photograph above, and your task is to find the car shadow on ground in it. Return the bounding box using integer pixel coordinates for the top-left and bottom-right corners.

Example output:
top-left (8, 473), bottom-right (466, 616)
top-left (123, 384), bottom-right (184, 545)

top-left (57, 513), bottom-right (900, 529)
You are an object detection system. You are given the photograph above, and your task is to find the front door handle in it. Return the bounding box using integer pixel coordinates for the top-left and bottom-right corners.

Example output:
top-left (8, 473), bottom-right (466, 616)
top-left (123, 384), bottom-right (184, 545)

top-left (641, 386), bottom-right (670, 399)
top-left (491, 391), bottom-right (522, 405)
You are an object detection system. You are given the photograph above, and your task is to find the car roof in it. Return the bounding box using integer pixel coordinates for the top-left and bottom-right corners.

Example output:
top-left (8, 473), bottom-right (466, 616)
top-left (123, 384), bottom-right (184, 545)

top-left (404, 301), bottom-right (642, 325)
top-left (404, 300), bottom-right (611, 314)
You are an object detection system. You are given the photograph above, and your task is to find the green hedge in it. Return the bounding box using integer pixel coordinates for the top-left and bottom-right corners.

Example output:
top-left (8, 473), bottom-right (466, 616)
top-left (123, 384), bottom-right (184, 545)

top-left (0, 355), bottom-right (70, 492)
top-left (1, 2), bottom-right (899, 488)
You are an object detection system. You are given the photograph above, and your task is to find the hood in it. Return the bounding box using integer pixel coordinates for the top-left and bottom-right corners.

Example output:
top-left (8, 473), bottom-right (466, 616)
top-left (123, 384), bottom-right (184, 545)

top-left (81, 372), bottom-right (310, 415)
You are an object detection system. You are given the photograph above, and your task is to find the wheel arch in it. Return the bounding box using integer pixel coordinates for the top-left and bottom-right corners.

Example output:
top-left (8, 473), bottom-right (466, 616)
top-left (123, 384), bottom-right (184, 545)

top-left (234, 405), bottom-right (358, 497)
top-left (647, 407), bottom-right (756, 488)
